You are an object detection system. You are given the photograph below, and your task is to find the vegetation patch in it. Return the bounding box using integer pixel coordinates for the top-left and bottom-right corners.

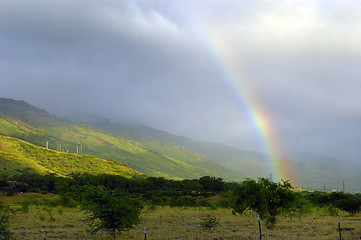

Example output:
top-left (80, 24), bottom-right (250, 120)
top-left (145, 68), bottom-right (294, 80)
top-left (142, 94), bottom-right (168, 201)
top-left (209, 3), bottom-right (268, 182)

top-left (0, 135), bottom-right (144, 178)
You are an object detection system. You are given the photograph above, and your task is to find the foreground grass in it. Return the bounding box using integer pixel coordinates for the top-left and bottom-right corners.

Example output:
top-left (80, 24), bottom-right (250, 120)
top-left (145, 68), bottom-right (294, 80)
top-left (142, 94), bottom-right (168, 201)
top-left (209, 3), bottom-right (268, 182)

top-left (2, 193), bottom-right (361, 239)
top-left (139, 207), bottom-right (361, 240)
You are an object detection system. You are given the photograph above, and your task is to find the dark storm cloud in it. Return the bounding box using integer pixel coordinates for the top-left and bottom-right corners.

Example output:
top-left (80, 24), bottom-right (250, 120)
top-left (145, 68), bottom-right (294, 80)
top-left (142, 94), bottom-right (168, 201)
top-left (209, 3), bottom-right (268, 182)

top-left (0, 1), bottom-right (211, 116)
top-left (1, 0), bottom-right (361, 163)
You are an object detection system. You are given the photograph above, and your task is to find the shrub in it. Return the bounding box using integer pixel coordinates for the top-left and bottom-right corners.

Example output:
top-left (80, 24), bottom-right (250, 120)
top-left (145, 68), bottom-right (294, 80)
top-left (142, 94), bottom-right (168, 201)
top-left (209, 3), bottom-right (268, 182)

top-left (334, 194), bottom-right (361, 215)
top-left (80, 186), bottom-right (142, 237)
top-left (198, 176), bottom-right (224, 192)
top-left (232, 178), bottom-right (296, 226)
top-left (200, 216), bottom-right (220, 232)
top-left (171, 195), bottom-right (196, 207)
top-left (0, 201), bottom-right (14, 240)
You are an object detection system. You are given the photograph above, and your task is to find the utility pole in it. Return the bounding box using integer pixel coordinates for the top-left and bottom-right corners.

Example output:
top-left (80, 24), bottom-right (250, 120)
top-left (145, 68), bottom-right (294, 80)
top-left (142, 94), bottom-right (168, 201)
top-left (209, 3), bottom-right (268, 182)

top-left (46, 141), bottom-right (48, 149)
top-left (76, 145), bottom-right (83, 155)
top-left (269, 172), bottom-right (272, 182)
top-left (323, 183), bottom-right (326, 192)
top-left (342, 181), bottom-right (345, 193)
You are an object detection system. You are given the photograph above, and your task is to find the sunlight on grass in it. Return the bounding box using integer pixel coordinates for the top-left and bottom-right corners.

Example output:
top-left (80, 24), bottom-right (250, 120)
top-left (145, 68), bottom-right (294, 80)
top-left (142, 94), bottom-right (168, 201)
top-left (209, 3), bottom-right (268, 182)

top-left (0, 135), bottom-right (144, 178)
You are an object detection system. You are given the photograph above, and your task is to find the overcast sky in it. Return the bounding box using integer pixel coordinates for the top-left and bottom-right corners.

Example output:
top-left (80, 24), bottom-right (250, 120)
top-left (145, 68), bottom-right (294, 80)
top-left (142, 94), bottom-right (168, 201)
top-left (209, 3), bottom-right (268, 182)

top-left (1, 0), bottom-right (361, 163)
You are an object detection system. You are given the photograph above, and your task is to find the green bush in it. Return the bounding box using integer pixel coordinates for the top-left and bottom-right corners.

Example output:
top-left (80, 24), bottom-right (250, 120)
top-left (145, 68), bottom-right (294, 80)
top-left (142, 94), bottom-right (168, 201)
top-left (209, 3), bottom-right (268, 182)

top-left (232, 178), bottom-right (296, 226)
top-left (80, 186), bottom-right (142, 237)
top-left (306, 191), bottom-right (361, 216)
top-left (20, 200), bottom-right (31, 213)
top-left (200, 216), bottom-right (220, 232)
top-left (170, 195), bottom-right (196, 207)
top-left (0, 201), bottom-right (14, 240)
top-left (334, 194), bottom-right (361, 215)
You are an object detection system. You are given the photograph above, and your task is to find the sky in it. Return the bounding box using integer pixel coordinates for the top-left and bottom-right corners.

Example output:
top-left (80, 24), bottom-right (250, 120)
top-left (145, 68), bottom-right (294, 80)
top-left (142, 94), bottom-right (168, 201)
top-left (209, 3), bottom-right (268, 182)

top-left (1, 0), bottom-right (361, 165)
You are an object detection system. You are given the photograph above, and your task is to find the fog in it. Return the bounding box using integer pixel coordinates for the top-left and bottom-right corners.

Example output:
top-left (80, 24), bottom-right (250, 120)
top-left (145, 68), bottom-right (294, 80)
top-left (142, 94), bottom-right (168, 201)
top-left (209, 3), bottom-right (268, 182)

top-left (1, 0), bottom-right (361, 164)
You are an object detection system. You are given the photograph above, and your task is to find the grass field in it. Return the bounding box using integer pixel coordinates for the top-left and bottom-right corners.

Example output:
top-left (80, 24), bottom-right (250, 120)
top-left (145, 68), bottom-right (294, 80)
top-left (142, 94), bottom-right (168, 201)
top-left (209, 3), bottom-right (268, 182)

top-left (1, 193), bottom-right (361, 239)
top-left (0, 135), bottom-right (144, 178)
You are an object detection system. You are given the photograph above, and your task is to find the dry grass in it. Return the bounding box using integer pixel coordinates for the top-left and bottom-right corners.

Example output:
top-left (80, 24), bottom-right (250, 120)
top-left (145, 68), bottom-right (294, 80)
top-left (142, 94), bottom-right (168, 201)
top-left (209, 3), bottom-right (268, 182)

top-left (2, 194), bottom-right (361, 239)
top-left (136, 206), bottom-right (361, 240)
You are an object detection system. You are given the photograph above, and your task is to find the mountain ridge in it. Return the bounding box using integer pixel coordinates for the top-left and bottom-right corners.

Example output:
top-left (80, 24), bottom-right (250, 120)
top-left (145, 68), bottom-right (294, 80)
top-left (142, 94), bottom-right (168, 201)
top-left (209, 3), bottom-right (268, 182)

top-left (87, 120), bottom-right (270, 179)
top-left (1, 97), bottom-right (360, 192)
top-left (0, 97), bottom-right (241, 180)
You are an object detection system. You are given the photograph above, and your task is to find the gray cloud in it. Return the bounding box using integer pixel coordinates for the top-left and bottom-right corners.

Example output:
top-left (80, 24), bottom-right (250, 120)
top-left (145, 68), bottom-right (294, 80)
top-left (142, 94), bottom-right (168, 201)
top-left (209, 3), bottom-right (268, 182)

top-left (1, 0), bottom-right (361, 164)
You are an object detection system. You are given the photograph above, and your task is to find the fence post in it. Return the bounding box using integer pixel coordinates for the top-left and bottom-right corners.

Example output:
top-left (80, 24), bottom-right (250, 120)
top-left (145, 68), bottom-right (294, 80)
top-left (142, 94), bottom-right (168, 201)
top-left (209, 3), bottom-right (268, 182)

top-left (258, 215), bottom-right (262, 240)
top-left (338, 218), bottom-right (341, 240)
top-left (144, 225), bottom-right (147, 240)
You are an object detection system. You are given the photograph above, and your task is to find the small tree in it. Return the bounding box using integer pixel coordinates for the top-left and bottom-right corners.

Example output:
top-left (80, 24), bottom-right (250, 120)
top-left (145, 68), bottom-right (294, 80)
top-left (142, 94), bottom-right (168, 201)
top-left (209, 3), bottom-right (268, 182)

top-left (232, 178), bottom-right (296, 226)
top-left (80, 186), bottom-right (142, 238)
top-left (332, 192), bottom-right (361, 215)
top-left (198, 176), bottom-right (224, 192)
top-left (0, 201), bottom-right (14, 240)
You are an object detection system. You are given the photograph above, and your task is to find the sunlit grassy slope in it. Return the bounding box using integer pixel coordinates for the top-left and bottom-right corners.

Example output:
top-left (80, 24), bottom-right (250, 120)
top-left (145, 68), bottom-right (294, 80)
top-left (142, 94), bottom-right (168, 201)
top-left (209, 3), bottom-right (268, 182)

top-left (87, 121), bottom-right (361, 192)
top-left (0, 135), bottom-right (144, 177)
top-left (88, 121), bottom-right (269, 179)
top-left (0, 97), bottom-right (241, 180)
top-left (1, 98), bottom-right (360, 191)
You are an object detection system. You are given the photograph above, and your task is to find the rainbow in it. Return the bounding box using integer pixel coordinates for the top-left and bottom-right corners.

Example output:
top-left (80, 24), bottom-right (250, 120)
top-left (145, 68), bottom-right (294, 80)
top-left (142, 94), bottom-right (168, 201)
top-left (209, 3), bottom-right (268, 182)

top-left (202, 31), bottom-right (297, 184)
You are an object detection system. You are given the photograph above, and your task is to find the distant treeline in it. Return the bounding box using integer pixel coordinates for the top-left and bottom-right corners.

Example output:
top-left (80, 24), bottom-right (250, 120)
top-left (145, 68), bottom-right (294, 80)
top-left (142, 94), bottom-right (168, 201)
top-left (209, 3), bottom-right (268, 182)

top-left (1, 170), bottom-right (361, 214)
top-left (0, 171), bottom-right (235, 207)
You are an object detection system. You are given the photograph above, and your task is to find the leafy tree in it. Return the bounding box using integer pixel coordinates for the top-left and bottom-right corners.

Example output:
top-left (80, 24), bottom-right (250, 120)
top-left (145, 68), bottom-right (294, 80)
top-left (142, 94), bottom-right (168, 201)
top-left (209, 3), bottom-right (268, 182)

top-left (0, 179), bottom-right (8, 192)
top-left (332, 192), bottom-right (361, 215)
top-left (80, 185), bottom-right (142, 238)
top-left (181, 179), bottom-right (202, 192)
top-left (306, 191), bottom-right (331, 206)
top-left (198, 176), bottom-right (224, 192)
top-left (232, 178), bottom-right (296, 226)
top-left (0, 201), bottom-right (14, 240)
top-left (170, 195), bottom-right (196, 207)
top-left (142, 177), bottom-right (167, 191)
top-left (306, 191), bottom-right (361, 215)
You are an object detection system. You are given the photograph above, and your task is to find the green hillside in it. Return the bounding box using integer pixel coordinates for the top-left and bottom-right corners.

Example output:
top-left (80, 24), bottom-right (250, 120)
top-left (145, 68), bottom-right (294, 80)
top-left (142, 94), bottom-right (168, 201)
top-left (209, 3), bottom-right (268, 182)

top-left (0, 98), bottom-right (63, 128)
top-left (88, 121), bottom-right (269, 179)
top-left (294, 160), bottom-right (361, 193)
top-left (87, 121), bottom-right (361, 193)
top-left (0, 135), bottom-right (144, 178)
top-left (0, 98), bottom-right (241, 180)
top-left (1, 97), bottom-right (360, 192)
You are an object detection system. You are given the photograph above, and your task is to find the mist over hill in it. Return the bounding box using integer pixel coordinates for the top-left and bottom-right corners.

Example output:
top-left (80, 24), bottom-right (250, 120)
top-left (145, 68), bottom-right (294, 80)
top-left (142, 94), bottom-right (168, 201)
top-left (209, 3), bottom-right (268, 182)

top-left (1, 97), bottom-right (360, 192)
top-left (87, 120), bottom-right (270, 179)
top-left (0, 97), bottom-right (242, 181)
top-left (1, 1), bottom-right (361, 193)
top-left (86, 119), bottom-right (361, 193)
